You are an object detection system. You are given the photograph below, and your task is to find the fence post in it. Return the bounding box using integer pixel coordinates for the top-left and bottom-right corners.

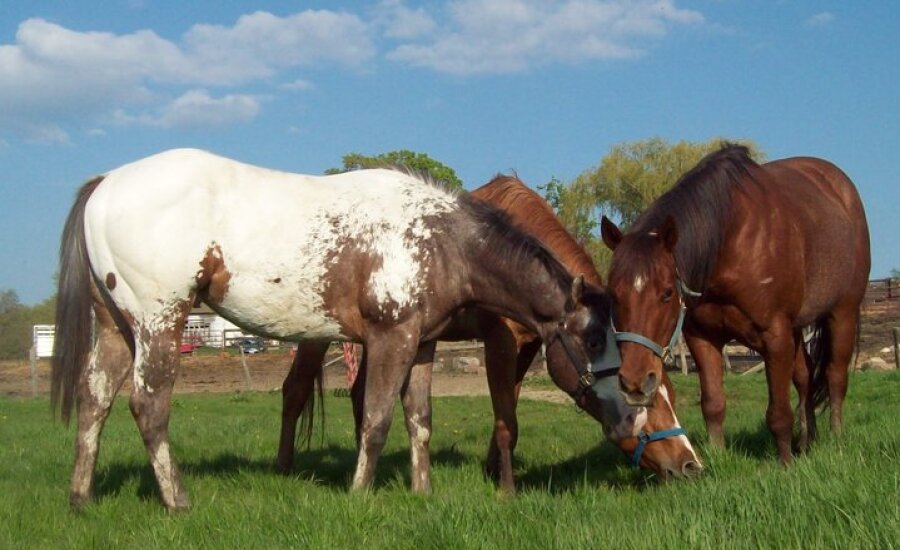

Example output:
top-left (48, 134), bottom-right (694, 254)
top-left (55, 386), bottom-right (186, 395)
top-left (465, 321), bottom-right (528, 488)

top-left (893, 328), bottom-right (900, 370)
top-left (239, 346), bottom-right (253, 390)
top-left (677, 334), bottom-right (688, 375)
top-left (29, 345), bottom-right (38, 398)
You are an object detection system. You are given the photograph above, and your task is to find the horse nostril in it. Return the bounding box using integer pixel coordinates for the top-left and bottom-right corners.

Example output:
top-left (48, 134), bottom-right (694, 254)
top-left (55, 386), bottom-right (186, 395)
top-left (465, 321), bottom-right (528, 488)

top-left (641, 372), bottom-right (658, 396)
top-left (620, 390), bottom-right (651, 407)
top-left (682, 460), bottom-right (703, 477)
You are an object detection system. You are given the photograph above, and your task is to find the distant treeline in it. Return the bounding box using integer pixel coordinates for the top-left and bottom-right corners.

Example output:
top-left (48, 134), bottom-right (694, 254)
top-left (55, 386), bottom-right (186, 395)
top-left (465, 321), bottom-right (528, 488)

top-left (0, 290), bottom-right (55, 360)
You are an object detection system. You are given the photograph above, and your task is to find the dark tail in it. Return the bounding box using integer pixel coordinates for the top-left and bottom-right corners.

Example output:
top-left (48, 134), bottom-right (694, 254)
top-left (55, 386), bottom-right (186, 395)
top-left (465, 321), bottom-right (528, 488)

top-left (51, 176), bottom-right (104, 424)
top-left (807, 317), bottom-right (832, 410)
top-left (296, 367), bottom-right (325, 449)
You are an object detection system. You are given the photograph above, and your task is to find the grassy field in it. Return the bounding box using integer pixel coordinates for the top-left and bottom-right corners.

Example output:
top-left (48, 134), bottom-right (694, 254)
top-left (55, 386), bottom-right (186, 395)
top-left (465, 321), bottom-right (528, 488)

top-left (1, 370), bottom-right (898, 549)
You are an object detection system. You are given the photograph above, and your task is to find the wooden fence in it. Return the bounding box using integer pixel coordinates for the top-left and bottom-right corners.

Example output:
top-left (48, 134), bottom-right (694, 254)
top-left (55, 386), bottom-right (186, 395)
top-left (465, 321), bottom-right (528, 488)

top-left (864, 278), bottom-right (898, 303)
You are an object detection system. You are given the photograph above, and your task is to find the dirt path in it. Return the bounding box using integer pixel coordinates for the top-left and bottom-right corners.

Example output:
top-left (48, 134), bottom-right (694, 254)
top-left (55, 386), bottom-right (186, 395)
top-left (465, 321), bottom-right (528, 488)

top-left (0, 350), bottom-right (567, 403)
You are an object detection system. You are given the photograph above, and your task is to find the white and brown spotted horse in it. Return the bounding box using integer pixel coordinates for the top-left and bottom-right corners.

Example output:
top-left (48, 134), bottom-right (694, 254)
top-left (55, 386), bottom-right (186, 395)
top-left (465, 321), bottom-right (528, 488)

top-left (54, 149), bottom-right (640, 510)
top-left (278, 176), bottom-right (702, 493)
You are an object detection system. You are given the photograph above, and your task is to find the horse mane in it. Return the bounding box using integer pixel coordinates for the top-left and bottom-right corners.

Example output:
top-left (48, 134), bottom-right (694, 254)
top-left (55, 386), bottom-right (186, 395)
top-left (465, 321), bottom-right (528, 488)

top-left (457, 191), bottom-right (574, 291)
top-left (627, 144), bottom-right (759, 291)
top-left (472, 175), bottom-right (602, 286)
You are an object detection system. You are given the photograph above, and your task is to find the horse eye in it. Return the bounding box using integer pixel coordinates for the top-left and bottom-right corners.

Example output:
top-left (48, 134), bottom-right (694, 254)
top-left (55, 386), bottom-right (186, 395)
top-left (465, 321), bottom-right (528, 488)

top-left (586, 336), bottom-right (603, 351)
top-left (662, 288), bottom-right (675, 303)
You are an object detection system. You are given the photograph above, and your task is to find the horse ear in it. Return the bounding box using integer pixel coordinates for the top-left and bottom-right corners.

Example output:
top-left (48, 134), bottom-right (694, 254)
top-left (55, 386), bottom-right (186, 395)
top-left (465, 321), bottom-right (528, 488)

top-left (601, 216), bottom-right (623, 251)
top-left (571, 274), bottom-right (585, 303)
top-left (657, 216), bottom-right (678, 252)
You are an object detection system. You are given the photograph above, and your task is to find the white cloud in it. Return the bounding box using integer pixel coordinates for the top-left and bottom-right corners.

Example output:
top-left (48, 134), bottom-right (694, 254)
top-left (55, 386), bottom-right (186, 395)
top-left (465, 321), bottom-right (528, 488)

top-left (22, 123), bottom-right (71, 145)
top-left (280, 79), bottom-right (315, 92)
top-left (805, 12), bottom-right (835, 28)
top-left (387, 0), bottom-right (704, 75)
top-left (115, 90), bottom-right (262, 129)
top-left (376, 0), bottom-right (437, 39)
top-left (0, 11), bottom-right (373, 142)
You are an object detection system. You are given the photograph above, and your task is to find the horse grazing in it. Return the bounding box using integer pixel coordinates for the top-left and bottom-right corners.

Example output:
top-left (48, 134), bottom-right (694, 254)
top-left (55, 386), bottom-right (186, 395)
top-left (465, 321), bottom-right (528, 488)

top-left (278, 175), bottom-right (702, 492)
top-left (53, 149), bottom-right (630, 510)
top-left (600, 145), bottom-right (870, 464)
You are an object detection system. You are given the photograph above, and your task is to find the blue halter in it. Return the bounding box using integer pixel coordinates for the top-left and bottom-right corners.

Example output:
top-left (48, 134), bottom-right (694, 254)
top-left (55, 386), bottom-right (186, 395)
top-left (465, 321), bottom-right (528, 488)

top-left (613, 277), bottom-right (701, 364)
top-left (631, 427), bottom-right (687, 467)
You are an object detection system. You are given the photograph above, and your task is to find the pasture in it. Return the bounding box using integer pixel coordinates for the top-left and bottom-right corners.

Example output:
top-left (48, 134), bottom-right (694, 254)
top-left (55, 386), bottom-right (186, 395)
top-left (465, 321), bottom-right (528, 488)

top-left (1, 370), bottom-right (898, 549)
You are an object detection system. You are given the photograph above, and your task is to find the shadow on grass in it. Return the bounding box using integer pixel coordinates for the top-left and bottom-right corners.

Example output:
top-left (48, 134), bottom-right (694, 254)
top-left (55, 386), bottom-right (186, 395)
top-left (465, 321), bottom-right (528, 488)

top-left (513, 442), bottom-right (661, 494)
top-left (91, 442), bottom-right (470, 502)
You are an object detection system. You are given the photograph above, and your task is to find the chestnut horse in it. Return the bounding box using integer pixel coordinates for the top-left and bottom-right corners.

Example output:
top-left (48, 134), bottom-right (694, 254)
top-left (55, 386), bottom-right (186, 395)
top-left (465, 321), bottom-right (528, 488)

top-left (600, 145), bottom-right (870, 464)
top-left (53, 150), bottom-right (639, 510)
top-left (278, 175), bottom-right (702, 492)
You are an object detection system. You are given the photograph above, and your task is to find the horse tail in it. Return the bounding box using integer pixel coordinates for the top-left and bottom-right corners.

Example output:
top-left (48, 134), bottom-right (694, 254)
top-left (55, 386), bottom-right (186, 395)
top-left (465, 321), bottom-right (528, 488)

top-left (807, 317), bottom-right (832, 410)
top-left (51, 176), bottom-right (104, 424)
top-left (297, 366), bottom-right (325, 449)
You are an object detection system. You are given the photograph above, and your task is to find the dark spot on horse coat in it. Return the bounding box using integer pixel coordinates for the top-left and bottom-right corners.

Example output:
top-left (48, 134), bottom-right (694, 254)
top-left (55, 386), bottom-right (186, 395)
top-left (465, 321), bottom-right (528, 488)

top-left (271, 277), bottom-right (282, 284)
top-left (195, 244), bottom-right (231, 305)
top-left (105, 272), bottom-right (116, 290)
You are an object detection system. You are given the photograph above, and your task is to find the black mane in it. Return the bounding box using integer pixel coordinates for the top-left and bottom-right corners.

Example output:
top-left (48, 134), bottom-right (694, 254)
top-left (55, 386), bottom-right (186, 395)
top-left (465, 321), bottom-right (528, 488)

top-left (628, 144), bottom-right (759, 291)
top-left (457, 192), bottom-right (574, 289)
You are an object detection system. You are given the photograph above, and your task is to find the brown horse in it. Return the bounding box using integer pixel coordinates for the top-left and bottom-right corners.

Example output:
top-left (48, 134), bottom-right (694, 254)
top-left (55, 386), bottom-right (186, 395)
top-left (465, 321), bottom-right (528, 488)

top-left (278, 175), bottom-right (702, 493)
top-left (51, 150), bottom-right (648, 509)
top-left (600, 145), bottom-right (870, 464)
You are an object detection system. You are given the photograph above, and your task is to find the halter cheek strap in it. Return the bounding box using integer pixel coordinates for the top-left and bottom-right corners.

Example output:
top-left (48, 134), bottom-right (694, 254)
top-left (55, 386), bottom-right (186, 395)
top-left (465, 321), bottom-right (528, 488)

top-left (613, 277), bottom-right (700, 364)
top-left (631, 427), bottom-right (687, 467)
top-left (549, 324), bottom-right (620, 400)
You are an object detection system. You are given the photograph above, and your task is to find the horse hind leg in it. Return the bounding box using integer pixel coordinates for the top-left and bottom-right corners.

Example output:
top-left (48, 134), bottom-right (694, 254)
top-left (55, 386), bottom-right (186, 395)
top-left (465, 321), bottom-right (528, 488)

top-left (824, 305), bottom-right (860, 435)
top-left (401, 341), bottom-right (436, 493)
top-left (276, 342), bottom-right (328, 474)
top-left (791, 333), bottom-right (815, 453)
top-left (129, 308), bottom-right (191, 510)
top-left (70, 291), bottom-right (133, 509)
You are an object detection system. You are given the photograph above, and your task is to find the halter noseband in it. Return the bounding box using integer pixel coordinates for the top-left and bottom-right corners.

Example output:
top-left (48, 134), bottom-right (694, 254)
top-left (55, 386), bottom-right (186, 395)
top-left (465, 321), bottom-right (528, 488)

top-left (630, 427), bottom-right (687, 467)
top-left (548, 323), bottom-right (619, 401)
top-left (613, 277), bottom-right (701, 364)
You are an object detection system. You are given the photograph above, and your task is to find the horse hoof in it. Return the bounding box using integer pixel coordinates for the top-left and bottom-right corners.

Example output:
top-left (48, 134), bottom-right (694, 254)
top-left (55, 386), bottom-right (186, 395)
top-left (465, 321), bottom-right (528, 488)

top-left (69, 493), bottom-right (91, 512)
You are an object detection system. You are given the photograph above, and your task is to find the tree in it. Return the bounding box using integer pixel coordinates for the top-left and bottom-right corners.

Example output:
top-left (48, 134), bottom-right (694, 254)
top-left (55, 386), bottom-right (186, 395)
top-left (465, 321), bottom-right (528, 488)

top-left (542, 137), bottom-right (766, 275)
top-left (0, 290), bottom-right (56, 360)
top-left (325, 150), bottom-right (463, 191)
top-left (581, 137), bottom-right (765, 227)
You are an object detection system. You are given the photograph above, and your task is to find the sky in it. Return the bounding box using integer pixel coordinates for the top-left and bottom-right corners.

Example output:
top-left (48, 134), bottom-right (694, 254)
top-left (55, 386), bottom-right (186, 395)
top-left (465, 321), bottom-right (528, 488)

top-left (0, 0), bottom-right (897, 304)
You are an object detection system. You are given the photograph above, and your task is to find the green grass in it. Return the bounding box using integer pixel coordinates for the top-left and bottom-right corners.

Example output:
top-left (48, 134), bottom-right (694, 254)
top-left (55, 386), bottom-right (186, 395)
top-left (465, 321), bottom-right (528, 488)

top-left (1, 371), bottom-right (898, 549)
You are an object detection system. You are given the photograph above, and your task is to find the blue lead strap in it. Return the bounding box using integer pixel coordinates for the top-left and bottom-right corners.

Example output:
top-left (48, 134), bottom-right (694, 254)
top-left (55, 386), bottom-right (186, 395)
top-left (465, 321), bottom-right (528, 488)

top-left (631, 428), bottom-right (687, 467)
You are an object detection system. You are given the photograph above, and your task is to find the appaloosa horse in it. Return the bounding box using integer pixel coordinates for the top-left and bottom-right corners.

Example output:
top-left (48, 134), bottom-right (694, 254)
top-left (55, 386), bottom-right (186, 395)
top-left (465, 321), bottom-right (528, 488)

top-left (600, 145), bottom-right (870, 464)
top-left (54, 150), bottom-right (632, 510)
top-left (278, 175), bottom-right (702, 492)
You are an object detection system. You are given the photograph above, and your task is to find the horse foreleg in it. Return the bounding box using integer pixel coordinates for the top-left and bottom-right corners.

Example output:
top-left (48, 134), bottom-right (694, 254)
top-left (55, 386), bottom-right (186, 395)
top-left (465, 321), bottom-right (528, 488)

top-left (483, 318), bottom-right (524, 493)
top-left (129, 328), bottom-right (189, 510)
top-left (277, 342), bottom-right (328, 474)
top-left (401, 341), bottom-right (436, 493)
top-left (351, 329), bottom-right (419, 491)
top-left (761, 320), bottom-right (796, 466)
top-left (685, 333), bottom-right (727, 448)
top-left (70, 301), bottom-right (132, 509)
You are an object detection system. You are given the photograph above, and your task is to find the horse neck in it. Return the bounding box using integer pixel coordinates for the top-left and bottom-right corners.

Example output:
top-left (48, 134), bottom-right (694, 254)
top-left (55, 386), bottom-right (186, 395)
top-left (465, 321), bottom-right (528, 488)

top-left (472, 177), bottom-right (602, 286)
top-left (461, 226), bottom-right (571, 337)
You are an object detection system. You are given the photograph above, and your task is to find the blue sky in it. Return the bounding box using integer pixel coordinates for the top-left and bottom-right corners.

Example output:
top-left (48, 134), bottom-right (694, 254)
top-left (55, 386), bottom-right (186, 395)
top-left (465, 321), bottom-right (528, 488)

top-left (1, 0), bottom-right (897, 304)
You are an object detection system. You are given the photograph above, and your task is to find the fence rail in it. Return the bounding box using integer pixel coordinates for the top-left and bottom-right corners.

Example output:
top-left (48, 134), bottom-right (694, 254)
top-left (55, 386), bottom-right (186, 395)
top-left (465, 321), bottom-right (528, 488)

top-left (864, 278), bottom-right (898, 303)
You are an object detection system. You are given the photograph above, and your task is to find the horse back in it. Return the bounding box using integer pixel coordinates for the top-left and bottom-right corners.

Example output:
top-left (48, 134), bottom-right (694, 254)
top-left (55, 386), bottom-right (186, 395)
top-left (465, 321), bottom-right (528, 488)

top-left (726, 157), bottom-right (870, 323)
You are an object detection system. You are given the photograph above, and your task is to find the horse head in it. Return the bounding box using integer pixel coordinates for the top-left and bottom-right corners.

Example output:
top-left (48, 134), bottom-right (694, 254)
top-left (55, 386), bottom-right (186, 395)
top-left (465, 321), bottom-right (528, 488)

top-left (601, 215), bottom-right (691, 407)
top-left (543, 274), bottom-right (703, 479)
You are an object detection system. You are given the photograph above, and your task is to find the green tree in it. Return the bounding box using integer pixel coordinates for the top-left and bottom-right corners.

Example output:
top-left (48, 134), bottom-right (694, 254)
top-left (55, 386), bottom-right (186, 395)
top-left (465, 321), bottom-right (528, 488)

top-left (325, 150), bottom-right (463, 191)
top-left (542, 137), bottom-right (766, 275)
top-left (0, 290), bottom-right (56, 360)
top-left (583, 137), bottom-right (765, 226)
